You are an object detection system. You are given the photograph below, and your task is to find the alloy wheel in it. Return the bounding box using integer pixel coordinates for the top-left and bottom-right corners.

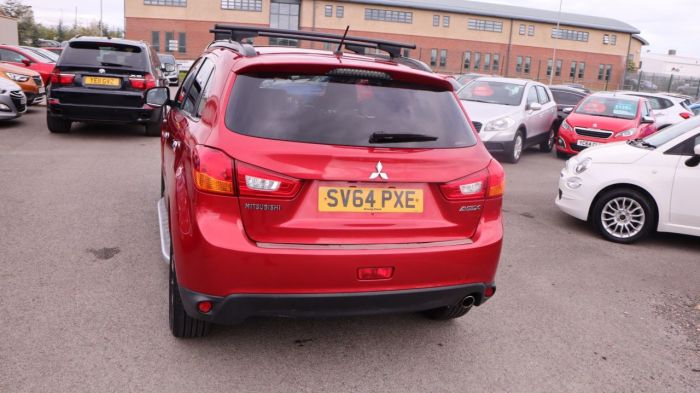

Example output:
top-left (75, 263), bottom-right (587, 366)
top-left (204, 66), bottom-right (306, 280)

top-left (601, 197), bottom-right (646, 239)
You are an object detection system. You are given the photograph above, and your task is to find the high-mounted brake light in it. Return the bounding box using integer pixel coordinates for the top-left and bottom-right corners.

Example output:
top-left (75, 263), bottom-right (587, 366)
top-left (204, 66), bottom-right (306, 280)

top-left (129, 73), bottom-right (156, 90)
top-left (237, 162), bottom-right (302, 199)
top-left (49, 68), bottom-right (75, 85)
top-left (440, 160), bottom-right (505, 201)
top-left (192, 145), bottom-right (235, 195)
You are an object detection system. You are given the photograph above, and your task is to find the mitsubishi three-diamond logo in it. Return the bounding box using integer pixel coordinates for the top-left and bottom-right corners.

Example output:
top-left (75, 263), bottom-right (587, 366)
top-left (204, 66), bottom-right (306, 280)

top-left (369, 161), bottom-right (389, 180)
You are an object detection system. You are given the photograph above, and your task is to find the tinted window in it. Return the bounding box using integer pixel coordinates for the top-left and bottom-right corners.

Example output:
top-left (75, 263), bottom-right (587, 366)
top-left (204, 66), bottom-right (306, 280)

top-left (535, 86), bottom-right (550, 104)
top-left (526, 87), bottom-right (539, 106)
top-left (226, 74), bottom-right (477, 149)
top-left (647, 117), bottom-right (700, 148)
top-left (552, 90), bottom-right (584, 106)
top-left (176, 58), bottom-right (203, 106)
top-left (576, 96), bottom-right (639, 120)
top-left (59, 41), bottom-right (147, 70)
top-left (458, 80), bottom-right (525, 106)
top-left (182, 59), bottom-right (214, 116)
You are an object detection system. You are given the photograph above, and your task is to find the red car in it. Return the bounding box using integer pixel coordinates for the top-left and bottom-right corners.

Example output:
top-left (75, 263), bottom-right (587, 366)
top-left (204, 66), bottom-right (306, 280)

top-left (0, 44), bottom-right (56, 85)
top-left (556, 92), bottom-right (657, 157)
top-left (147, 25), bottom-right (504, 338)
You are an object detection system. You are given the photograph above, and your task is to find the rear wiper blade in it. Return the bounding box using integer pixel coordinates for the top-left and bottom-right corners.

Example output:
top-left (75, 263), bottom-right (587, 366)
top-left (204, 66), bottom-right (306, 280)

top-left (369, 132), bottom-right (438, 144)
top-left (100, 62), bottom-right (124, 67)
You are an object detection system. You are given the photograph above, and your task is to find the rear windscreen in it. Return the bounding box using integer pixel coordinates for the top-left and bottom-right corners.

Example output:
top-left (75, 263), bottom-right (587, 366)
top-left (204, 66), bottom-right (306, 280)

top-left (59, 42), bottom-right (146, 70)
top-left (225, 74), bottom-right (477, 149)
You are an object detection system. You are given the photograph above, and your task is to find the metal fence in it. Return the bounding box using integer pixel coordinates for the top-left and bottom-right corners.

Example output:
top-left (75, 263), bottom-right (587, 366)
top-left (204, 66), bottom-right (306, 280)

top-left (622, 71), bottom-right (700, 99)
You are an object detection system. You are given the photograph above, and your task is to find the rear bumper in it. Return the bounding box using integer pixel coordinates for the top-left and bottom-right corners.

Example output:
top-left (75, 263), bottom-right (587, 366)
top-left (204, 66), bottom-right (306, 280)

top-left (484, 140), bottom-right (514, 154)
top-left (179, 283), bottom-right (495, 325)
top-left (48, 102), bottom-right (160, 123)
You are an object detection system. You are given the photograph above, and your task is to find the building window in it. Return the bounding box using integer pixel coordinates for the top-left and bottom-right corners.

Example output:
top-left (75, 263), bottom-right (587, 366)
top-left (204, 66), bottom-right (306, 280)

top-left (483, 53), bottom-right (491, 71)
top-left (515, 56), bottom-right (523, 73)
top-left (144, 0), bottom-right (187, 6)
top-left (603, 34), bottom-right (610, 45)
top-left (528, 25), bottom-right (535, 36)
top-left (433, 15), bottom-right (440, 26)
top-left (473, 52), bottom-right (481, 70)
top-left (524, 56), bottom-right (531, 74)
top-left (165, 31), bottom-right (174, 52)
top-left (270, 0), bottom-right (300, 44)
top-left (178, 32), bottom-right (186, 53)
top-left (325, 5), bottom-right (332, 17)
top-left (151, 31), bottom-right (160, 52)
top-left (598, 64), bottom-right (605, 80)
top-left (519, 24), bottom-right (526, 35)
top-left (430, 49), bottom-right (438, 67)
top-left (440, 49), bottom-right (447, 67)
top-left (365, 8), bottom-right (413, 23)
top-left (555, 59), bottom-right (562, 77)
top-left (221, 0), bottom-right (262, 11)
top-left (468, 19), bottom-right (503, 33)
top-left (463, 51), bottom-right (471, 70)
top-left (322, 42), bottom-right (332, 51)
top-left (578, 62), bottom-right (585, 79)
top-left (605, 65), bottom-right (612, 81)
top-left (610, 34), bottom-right (617, 45)
top-left (546, 59), bottom-right (553, 76)
top-left (336, 6), bottom-right (344, 18)
top-left (443, 16), bottom-right (450, 27)
top-left (492, 54), bottom-right (500, 73)
top-left (569, 61), bottom-right (577, 78)
top-left (402, 48), bottom-right (411, 57)
top-left (552, 28), bottom-right (589, 42)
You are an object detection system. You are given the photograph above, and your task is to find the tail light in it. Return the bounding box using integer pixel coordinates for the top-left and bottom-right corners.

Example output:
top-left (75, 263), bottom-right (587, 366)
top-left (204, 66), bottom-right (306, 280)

top-left (192, 145), bottom-right (235, 195)
top-left (440, 159), bottom-right (505, 201)
top-left (49, 68), bottom-right (75, 85)
top-left (129, 73), bottom-right (156, 90)
top-left (192, 146), bottom-right (301, 199)
top-left (237, 162), bottom-right (302, 199)
top-left (679, 112), bottom-right (691, 119)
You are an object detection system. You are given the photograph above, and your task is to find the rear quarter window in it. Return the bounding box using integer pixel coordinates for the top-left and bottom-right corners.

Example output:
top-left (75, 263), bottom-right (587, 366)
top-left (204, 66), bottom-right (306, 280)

top-left (59, 41), bottom-right (147, 70)
top-left (225, 74), bottom-right (477, 149)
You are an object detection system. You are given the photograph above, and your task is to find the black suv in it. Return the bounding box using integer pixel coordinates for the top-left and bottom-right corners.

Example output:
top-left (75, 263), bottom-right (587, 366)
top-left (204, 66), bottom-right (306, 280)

top-left (47, 37), bottom-right (167, 135)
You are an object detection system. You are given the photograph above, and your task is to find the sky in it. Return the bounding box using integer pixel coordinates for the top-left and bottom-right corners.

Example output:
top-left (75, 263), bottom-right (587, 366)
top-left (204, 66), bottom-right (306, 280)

top-left (20, 0), bottom-right (700, 58)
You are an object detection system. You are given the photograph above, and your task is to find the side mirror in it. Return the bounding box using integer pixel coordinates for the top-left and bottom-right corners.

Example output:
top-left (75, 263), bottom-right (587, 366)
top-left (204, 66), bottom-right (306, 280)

top-left (685, 144), bottom-right (700, 167)
top-left (528, 102), bottom-right (542, 111)
top-left (145, 87), bottom-right (171, 108)
top-left (641, 116), bottom-right (655, 124)
top-left (22, 59), bottom-right (31, 66)
top-left (563, 107), bottom-right (573, 114)
top-left (695, 144), bottom-right (700, 156)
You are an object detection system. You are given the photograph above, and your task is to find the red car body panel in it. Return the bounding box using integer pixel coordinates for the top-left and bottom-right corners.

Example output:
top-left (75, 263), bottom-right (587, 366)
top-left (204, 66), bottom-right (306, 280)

top-left (0, 45), bottom-right (55, 85)
top-left (557, 95), bottom-right (657, 155)
top-left (162, 47), bottom-right (503, 312)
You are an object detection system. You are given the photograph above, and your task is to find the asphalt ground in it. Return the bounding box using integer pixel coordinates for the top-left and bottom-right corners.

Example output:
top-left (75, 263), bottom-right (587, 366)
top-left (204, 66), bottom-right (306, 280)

top-left (1, 107), bottom-right (698, 392)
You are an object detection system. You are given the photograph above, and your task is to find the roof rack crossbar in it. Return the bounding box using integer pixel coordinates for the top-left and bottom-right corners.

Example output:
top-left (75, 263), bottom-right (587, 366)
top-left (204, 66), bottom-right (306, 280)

top-left (210, 24), bottom-right (416, 58)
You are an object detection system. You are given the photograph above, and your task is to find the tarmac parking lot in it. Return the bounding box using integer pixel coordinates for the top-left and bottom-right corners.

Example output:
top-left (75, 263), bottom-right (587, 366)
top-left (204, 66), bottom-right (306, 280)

top-left (0, 107), bottom-right (698, 392)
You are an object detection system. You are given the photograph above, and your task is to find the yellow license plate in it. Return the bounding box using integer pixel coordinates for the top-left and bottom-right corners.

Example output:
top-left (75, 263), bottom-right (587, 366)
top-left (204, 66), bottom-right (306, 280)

top-left (83, 76), bottom-right (121, 87)
top-left (319, 187), bottom-right (423, 213)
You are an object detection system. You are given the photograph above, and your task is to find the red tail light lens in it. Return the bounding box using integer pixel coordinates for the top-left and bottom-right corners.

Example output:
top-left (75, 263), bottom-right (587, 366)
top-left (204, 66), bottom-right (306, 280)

top-left (192, 145), bottom-right (235, 195)
top-left (357, 267), bottom-right (394, 280)
top-left (237, 162), bottom-right (302, 199)
top-left (49, 68), bottom-right (75, 85)
top-left (129, 73), bottom-right (156, 90)
top-left (440, 160), bottom-right (505, 201)
top-left (679, 112), bottom-right (691, 119)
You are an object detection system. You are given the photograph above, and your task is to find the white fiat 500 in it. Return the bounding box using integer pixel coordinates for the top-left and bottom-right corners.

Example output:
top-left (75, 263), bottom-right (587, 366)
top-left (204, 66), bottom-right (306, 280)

top-left (556, 117), bottom-right (700, 243)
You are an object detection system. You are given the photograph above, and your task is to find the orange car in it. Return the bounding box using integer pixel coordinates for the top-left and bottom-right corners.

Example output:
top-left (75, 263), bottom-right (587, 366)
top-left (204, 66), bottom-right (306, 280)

top-left (0, 62), bottom-right (45, 105)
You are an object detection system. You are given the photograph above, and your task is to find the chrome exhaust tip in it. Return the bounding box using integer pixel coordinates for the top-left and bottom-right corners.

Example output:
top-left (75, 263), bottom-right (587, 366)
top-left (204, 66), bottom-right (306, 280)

top-left (461, 296), bottom-right (475, 309)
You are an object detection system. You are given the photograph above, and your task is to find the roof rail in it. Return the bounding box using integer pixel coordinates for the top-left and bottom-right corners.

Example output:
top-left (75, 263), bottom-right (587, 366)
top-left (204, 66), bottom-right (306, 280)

top-left (210, 24), bottom-right (416, 59)
top-left (207, 40), bottom-right (257, 56)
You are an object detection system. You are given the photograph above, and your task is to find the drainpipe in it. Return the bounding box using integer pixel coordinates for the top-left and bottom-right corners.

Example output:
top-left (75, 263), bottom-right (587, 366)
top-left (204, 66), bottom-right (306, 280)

top-left (312, 0), bottom-right (317, 31)
top-left (622, 34), bottom-right (632, 89)
top-left (504, 19), bottom-right (513, 77)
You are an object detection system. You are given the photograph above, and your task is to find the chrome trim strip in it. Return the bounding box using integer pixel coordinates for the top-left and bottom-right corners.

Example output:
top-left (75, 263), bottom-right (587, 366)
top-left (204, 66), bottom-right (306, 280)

top-left (256, 239), bottom-right (473, 250)
top-left (574, 127), bottom-right (613, 139)
top-left (157, 198), bottom-right (171, 264)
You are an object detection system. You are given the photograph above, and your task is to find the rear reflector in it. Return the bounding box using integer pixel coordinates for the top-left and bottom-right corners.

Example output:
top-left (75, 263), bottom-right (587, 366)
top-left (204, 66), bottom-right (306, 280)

top-left (485, 286), bottom-right (496, 297)
top-left (197, 301), bottom-right (213, 314)
top-left (192, 145), bottom-right (235, 195)
top-left (357, 267), bottom-right (394, 280)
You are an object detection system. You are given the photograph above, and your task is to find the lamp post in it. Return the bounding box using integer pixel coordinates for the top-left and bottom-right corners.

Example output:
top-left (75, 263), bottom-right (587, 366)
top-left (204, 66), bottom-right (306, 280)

top-left (549, 0), bottom-right (564, 85)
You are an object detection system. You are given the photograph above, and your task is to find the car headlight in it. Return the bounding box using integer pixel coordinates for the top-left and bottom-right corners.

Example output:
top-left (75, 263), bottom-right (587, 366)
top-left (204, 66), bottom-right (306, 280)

top-left (484, 116), bottom-right (515, 132)
top-left (6, 72), bottom-right (30, 83)
top-left (561, 119), bottom-right (574, 132)
top-left (616, 128), bottom-right (636, 138)
top-left (574, 157), bottom-right (592, 174)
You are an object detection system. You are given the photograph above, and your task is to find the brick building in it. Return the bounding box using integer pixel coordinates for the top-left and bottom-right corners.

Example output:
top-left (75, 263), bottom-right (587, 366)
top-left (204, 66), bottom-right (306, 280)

top-left (124, 0), bottom-right (647, 90)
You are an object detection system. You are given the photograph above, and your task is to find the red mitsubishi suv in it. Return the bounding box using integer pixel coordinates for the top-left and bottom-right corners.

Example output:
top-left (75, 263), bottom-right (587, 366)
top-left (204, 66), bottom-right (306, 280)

top-left (148, 25), bottom-right (504, 338)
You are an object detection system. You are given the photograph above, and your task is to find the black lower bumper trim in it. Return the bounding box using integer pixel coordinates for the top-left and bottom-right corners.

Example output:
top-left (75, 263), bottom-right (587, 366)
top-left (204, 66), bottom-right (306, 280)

top-left (179, 283), bottom-right (493, 325)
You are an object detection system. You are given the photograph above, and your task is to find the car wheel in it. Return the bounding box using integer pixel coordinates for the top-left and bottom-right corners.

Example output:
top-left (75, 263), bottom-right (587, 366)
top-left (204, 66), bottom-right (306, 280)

top-left (539, 127), bottom-right (555, 153)
top-left (169, 252), bottom-right (211, 338)
top-left (423, 296), bottom-right (475, 321)
top-left (46, 112), bottom-right (72, 133)
top-left (591, 188), bottom-right (655, 244)
top-left (504, 130), bottom-right (524, 164)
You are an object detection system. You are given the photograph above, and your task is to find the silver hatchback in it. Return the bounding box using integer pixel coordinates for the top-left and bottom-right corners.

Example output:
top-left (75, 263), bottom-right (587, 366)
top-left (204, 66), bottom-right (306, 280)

top-left (0, 78), bottom-right (26, 121)
top-left (459, 77), bottom-right (557, 163)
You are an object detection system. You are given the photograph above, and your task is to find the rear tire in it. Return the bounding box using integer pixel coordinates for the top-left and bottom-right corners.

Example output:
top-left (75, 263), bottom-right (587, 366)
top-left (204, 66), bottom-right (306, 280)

top-left (47, 112), bottom-right (71, 133)
top-left (504, 130), bottom-right (524, 164)
top-left (169, 254), bottom-right (211, 338)
top-left (539, 127), bottom-right (555, 153)
top-left (591, 188), bottom-right (655, 244)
